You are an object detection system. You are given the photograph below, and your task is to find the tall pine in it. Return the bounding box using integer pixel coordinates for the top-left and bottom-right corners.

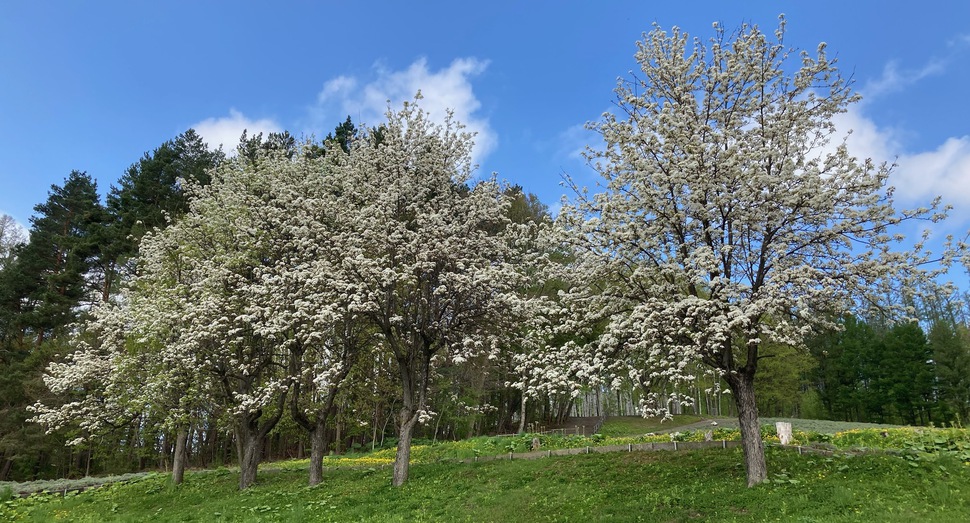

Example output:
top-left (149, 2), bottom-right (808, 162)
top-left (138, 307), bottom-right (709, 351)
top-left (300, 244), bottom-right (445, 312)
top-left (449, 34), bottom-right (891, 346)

top-left (105, 129), bottom-right (222, 284)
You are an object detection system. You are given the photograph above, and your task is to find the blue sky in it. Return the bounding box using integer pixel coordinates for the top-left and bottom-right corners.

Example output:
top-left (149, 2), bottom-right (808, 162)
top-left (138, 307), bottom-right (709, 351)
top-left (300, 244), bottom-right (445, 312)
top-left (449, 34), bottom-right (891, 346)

top-left (2, 1), bottom-right (969, 250)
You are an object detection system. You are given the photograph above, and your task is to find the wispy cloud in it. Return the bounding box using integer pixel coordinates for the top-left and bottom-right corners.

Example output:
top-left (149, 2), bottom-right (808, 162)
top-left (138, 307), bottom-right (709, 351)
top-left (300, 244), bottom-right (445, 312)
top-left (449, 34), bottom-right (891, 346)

top-left (862, 32), bottom-right (970, 100)
top-left (862, 59), bottom-right (946, 99)
top-left (556, 123), bottom-right (591, 162)
top-left (308, 57), bottom-right (496, 167)
top-left (948, 34), bottom-right (970, 47)
top-left (191, 109), bottom-right (282, 154)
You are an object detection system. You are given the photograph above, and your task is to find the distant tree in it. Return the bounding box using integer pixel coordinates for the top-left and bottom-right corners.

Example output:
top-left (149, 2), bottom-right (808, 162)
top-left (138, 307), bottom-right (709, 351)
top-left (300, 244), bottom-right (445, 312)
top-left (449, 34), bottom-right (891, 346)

top-left (930, 320), bottom-right (970, 422)
top-left (754, 342), bottom-right (815, 418)
top-left (238, 130), bottom-right (297, 163)
top-left (12, 171), bottom-right (104, 346)
top-left (504, 185), bottom-right (550, 225)
top-left (559, 17), bottom-right (951, 486)
top-left (878, 322), bottom-right (934, 424)
top-left (326, 116), bottom-right (357, 154)
top-left (0, 172), bottom-right (104, 480)
top-left (0, 214), bottom-right (26, 269)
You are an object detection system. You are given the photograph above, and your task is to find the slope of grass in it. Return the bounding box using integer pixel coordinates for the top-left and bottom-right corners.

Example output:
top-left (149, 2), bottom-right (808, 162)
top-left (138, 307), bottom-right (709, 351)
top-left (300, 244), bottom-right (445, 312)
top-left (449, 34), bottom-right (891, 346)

top-left (4, 447), bottom-right (969, 522)
top-left (598, 414), bottom-right (705, 437)
top-left (600, 415), bottom-right (902, 438)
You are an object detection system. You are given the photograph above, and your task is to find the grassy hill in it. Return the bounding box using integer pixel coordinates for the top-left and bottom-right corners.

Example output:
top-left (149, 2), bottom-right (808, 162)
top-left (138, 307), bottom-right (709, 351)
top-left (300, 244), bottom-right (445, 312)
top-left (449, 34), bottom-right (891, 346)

top-left (599, 416), bottom-right (903, 437)
top-left (4, 419), bottom-right (970, 522)
top-left (3, 446), bottom-right (968, 522)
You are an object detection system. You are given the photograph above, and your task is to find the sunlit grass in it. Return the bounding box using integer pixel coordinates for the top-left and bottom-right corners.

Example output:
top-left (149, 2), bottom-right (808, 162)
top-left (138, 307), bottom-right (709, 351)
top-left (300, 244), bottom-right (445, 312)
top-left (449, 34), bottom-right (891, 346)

top-left (5, 447), bottom-right (968, 522)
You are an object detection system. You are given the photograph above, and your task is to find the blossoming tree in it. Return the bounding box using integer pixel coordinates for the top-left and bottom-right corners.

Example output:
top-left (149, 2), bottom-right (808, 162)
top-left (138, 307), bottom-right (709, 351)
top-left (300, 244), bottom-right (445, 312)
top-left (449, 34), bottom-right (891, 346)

top-left (560, 17), bottom-right (950, 486)
top-left (36, 144), bottom-right (373, 489)
top-left (332, 97), bottom-right (528, 486)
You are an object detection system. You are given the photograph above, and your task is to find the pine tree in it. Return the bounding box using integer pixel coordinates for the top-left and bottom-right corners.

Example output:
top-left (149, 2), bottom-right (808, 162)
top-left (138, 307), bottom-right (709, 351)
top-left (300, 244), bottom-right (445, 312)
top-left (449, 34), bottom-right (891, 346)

top-left (14, 171), bottom-right (104, 346)
top-left (105, 129), bottom-right (222, 281)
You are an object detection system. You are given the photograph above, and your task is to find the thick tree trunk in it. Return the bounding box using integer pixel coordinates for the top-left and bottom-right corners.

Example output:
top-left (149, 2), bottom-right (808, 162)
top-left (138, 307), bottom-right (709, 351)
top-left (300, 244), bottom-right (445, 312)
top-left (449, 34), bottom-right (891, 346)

top-left (172, 427), bottom-right (188, 485)
top-left (308, 422), bottom-right (327, 486)
top-left (517, 395), bottom-right (527, 434)
top-left (727, 372), bottom-right (768, 487)
top-left (237, 431), bottom-right (262, 490)
top-left (392, 408), bottom-right (418, 487)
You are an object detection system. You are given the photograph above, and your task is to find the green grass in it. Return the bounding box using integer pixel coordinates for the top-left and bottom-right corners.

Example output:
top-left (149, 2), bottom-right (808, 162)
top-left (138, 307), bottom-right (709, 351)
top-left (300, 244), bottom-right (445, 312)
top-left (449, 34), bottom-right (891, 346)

top-left (6, 421), bottom-right (969, 521)
top-left (600, 415), bottom-right (902, 438)
top-left (4, 447), bottom-right (969, 522)
top-left (721, 417), bottom-right (902, 434)
top-left (598, 414), bottom-right (705, 437)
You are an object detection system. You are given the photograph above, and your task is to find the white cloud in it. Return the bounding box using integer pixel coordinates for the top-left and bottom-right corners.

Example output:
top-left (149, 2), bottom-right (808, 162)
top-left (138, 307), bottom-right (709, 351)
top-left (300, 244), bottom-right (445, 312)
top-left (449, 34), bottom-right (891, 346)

top-left (894, 137), bottom-right (970, 209)
top-left (849, 40), bottom-right (970, 215)
top-left (318, 76), bottom-right (357, 102)
top-left (192, 108), bottom-right (282, 154)
top-left (832, 105), bottom-right (970, 229)
top-left (830, 106), bottom-right (899, 165)
top-left (310, 58), bottom-right (496, 167)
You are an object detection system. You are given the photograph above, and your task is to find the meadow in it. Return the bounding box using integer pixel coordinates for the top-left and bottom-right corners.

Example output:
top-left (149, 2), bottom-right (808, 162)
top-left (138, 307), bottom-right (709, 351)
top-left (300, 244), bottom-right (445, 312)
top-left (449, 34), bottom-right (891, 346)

top-left (3, 418), bottom-right (969, 522)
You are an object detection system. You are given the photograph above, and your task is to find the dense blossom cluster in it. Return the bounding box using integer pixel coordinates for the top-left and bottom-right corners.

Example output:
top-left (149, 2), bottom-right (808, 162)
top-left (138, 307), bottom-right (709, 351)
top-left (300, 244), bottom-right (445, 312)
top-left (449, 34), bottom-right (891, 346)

top-left (33, 97), bottom-right (541, 488)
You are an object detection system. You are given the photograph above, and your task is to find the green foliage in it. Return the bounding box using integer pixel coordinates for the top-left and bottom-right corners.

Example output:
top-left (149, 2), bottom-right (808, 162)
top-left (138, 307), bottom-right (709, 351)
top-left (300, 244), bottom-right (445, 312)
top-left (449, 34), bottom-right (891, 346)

top-left (504, 185), bottom-right (550, 225)
top-left (830, 427), bottom-right (970, 461)
top-left (8, 171), bottom-right (105, 343)
top-left (325, 116), bottom-right (358, 154)
top-left (810, 316), bottom-right (943, 425)
top-left (929, 320), bottom-right (970, 422)
top-left (106, 128), bottom-right (222, 269)
top-left (0, 171), bottom-right (108, 482)
top-left (754, 343), bottom-right (816, 418)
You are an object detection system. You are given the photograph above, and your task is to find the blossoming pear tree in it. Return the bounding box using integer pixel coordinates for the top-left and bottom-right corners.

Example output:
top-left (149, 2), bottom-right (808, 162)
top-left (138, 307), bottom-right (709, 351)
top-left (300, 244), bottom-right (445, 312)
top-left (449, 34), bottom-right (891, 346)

top-left (31, 273), bottom-right (211, 485)
top-left (278, 166), bottom-right (378, 486)
top-left (35, 144), bottom-right (375, 489)
top-left (560, 17), bottom-right (950, 486)
top-left (332, 96), bottom-right (529, 486)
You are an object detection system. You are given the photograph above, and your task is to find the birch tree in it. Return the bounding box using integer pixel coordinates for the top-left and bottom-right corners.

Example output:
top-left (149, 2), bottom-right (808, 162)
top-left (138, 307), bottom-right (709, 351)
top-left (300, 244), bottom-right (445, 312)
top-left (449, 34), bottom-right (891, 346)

top-left (561, 17), bottom-right (951, 486)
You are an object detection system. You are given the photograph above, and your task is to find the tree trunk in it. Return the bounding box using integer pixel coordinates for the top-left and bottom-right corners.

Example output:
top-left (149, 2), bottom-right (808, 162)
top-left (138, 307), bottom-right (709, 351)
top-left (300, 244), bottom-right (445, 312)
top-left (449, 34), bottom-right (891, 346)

top-left (517, 395), bottom-right (527, 434)
top-left (308, 422), bottom-right (327, 486)
top-left (172, 427), bottom-right (188, 485)
top-left (237, 431), bottom-right (262, 490)
top-left (392, 408), bottom-right (418, 487)
top-left (727, 372), bottom-right (768, 487)
top-left (0, 456), bottom-right (11, 481)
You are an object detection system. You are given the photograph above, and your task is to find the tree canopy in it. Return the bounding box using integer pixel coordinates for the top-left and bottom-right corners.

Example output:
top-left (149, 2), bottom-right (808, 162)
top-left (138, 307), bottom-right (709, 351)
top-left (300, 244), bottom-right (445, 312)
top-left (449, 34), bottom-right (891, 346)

top-left (557, 16), bottom-right (952, 486)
